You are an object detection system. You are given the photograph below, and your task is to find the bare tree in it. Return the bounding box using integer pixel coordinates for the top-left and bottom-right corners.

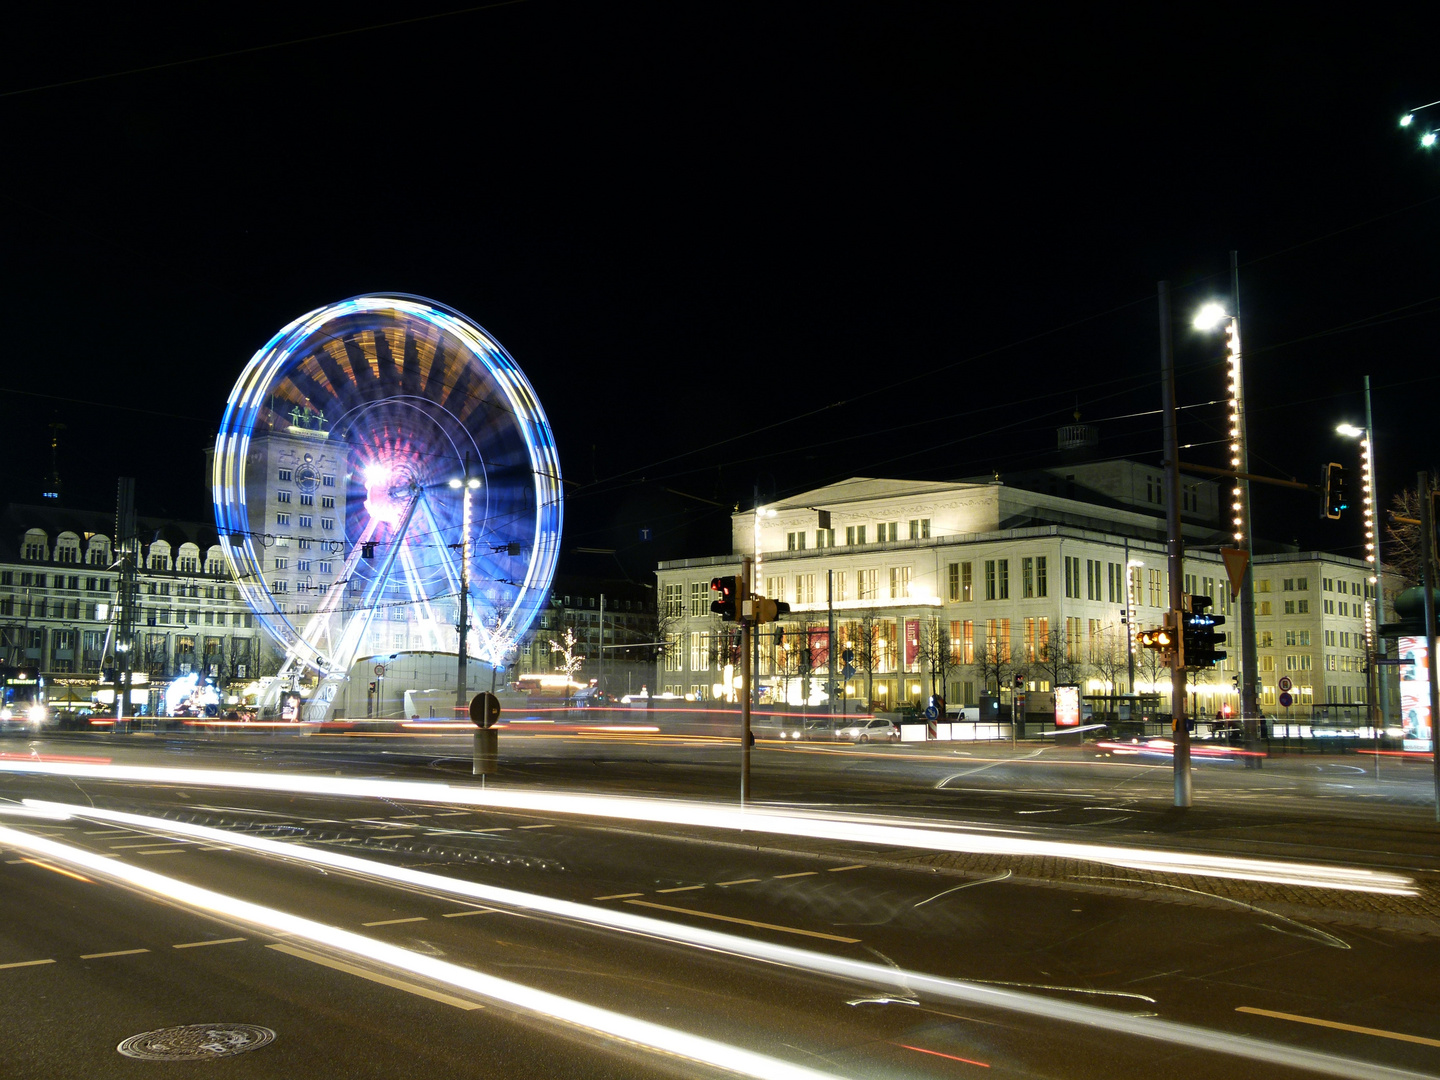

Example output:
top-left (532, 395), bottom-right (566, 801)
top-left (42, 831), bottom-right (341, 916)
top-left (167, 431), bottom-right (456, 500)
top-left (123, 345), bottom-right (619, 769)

top-left (1134, 640), bottom-right (1172, 710)
top-left (914, 616), bottom-right (960, 702)
top-left (846, 611), bottom-right (884, 709)
top-left (1385, 485), bottom-right (1435, 590)
top-left (1089, 627), bottom-right (1131, 698)
top-left (971, 631), bottom-right (1017, 698)
top-left (548, 626), bottom-right (585, 681)
top-left (1032, 623), bottom-right (1086, 689)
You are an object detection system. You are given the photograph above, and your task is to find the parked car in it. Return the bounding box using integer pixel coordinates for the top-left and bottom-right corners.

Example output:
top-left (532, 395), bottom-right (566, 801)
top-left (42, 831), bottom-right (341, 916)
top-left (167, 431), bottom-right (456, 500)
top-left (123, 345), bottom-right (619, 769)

top-left (835, 717), bottom-right (900, 743)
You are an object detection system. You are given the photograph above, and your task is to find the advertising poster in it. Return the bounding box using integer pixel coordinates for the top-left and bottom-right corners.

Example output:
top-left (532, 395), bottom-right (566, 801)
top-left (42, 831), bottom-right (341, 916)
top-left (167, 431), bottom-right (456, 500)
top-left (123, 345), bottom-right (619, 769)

top-left (1054, 684), bottom-right (1080, 727)
top-left (1399, 635), bottom-right (1432, 751)
top-left (905, 618), bottom-right (920, 670)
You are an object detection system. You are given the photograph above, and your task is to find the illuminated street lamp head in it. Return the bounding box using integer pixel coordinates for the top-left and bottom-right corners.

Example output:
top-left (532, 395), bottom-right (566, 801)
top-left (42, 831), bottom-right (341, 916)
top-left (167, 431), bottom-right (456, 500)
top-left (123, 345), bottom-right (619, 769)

top-left (1192, 302), bottom-right (1228, 331)
top-left (1423, 132), bottom-right (1438, 148)
top-left (1401, 113), bottom-right (1414, 127)
top-left (1336, 423), bottom-right (1364, 438)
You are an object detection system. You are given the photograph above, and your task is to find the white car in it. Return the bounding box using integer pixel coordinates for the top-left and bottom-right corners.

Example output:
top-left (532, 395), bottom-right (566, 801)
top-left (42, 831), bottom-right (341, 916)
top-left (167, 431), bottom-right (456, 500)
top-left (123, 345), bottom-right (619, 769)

top-left (835, 717), bottom-right (900, 743)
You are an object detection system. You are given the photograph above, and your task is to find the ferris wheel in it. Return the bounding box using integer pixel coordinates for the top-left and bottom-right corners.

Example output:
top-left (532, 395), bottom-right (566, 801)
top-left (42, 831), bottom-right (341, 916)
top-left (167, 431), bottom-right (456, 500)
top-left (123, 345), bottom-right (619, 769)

top-left (212, 295), bottom-right (562, 712)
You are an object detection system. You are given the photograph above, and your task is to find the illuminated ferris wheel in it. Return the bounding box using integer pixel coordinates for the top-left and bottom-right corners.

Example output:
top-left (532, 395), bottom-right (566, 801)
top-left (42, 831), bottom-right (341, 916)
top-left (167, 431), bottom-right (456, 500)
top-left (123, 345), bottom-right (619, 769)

top-left (212, 295), bottom-right (562, 714)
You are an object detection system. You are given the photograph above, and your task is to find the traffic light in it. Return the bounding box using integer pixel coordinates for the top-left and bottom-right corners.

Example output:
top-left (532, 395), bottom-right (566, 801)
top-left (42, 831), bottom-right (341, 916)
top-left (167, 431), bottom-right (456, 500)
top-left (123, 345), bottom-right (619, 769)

top-left (1322, 462), bottom-right (1347, 520)
top-left (753, 596), bottom-right (791, 623)
top-left (710, 576), bottom-right (738, 621)
top-left (1136, 618), bottom-right (1177, 665)
top-left (1181, 595), bottom-right (1227, 668)
top-left (368, 681), bottom-right (377, 694)
top-left (361, 541), bottom-right (377, 560)
top-left (1014, 674), bottom-right (1024, 689)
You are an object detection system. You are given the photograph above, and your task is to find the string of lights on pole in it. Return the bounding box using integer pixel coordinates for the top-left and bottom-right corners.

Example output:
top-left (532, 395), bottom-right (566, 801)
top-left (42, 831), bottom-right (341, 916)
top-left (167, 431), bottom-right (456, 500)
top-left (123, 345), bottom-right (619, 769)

top-left (1193, 302), bottom-right (1248, 545)
top-left (1337, 422), bottom-right (1378, 659)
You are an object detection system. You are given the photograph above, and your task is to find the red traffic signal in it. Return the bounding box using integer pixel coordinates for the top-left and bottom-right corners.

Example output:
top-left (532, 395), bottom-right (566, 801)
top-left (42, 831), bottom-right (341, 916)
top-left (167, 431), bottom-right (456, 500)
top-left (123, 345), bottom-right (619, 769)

top-left (710, 576), bottom-right (738, 621)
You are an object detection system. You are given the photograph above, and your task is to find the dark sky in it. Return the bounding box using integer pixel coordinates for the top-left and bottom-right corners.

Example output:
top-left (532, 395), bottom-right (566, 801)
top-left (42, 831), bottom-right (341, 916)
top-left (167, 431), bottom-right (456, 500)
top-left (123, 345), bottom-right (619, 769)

top-left (2, 4), bottom-right (1437, 579)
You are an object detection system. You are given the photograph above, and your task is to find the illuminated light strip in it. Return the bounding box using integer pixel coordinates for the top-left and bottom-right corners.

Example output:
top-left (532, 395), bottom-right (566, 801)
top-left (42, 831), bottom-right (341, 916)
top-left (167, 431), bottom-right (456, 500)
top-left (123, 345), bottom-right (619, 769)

top-left (898, 1044), bottom-right (990, 1067)
top-left (4, 810), bottom-right (1428, 1080)
top-left (0, 762), bottom-right (1414, 894)
top-left (0, 824), bottom-right (843, 1080)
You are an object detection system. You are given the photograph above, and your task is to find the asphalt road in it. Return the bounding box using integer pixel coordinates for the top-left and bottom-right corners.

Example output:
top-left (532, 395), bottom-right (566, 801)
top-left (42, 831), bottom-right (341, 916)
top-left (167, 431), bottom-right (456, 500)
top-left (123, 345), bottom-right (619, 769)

top-left (1, 726), bottom-right (1439, 1079)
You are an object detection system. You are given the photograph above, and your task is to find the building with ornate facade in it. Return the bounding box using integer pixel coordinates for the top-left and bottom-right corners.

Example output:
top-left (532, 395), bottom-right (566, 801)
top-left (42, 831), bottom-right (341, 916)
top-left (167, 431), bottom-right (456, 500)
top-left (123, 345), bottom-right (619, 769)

top-left (655, 466), bottom-right (1393, 723)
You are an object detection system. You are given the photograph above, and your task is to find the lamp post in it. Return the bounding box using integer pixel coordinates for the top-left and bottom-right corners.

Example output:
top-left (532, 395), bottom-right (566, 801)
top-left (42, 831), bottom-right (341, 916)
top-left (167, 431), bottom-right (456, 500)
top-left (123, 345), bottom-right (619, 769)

top-left (1193, 257), bottom-right (1260, 757)
top-left (449, 454), bottom-right (482, 712)
top-left (1338, 386), bottom-right (1387, 732)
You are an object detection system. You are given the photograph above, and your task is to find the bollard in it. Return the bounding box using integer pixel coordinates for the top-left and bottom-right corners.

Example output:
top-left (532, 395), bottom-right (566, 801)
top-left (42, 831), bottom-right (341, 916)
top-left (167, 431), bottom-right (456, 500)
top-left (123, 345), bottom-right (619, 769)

top-left (469, 691), bottom-right (501, 776)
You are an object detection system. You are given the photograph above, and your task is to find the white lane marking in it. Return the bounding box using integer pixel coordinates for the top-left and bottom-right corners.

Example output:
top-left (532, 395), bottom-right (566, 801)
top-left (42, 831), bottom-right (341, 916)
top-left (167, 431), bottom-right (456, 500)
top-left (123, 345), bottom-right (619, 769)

top-left (362, 917), bottom-right (429, 927)
top-left (80, 948), bottom-right (150, 959)
top-left (1237, 1007), bottom-right (1440, 1048)
top-left (656, 885), bottom-right (704, 893)
top-left (268, 944), bottom-right (483, 1011)
top-left (0, 958), bottom-right (54, 969)
top-left (624, 900), bottom-right (862, 944)
top-left (173, 937), bottom-right (246, 948)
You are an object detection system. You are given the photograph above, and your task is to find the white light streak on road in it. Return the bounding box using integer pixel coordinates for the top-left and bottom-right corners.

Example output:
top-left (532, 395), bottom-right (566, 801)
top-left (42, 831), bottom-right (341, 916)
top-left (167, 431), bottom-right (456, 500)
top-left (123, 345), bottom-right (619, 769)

top-left (14, 801), bottom-right (1439, 1080)
top-left (0, 822), bottom-right (847, 1080)
top-left (0, 759), bottom-right (1416, 894)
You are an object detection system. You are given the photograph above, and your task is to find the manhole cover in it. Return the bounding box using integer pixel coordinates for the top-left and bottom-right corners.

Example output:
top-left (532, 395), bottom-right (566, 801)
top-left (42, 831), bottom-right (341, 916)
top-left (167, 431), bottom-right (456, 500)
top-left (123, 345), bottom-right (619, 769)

top-left (117, 1023), bottom-right (276, 1060)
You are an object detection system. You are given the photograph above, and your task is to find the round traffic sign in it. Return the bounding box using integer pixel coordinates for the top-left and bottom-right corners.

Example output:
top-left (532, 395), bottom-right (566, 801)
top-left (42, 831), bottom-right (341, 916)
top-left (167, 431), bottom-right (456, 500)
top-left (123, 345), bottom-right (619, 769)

top-left (1278, 691), bottom-right (1293, 708)
top-left (374, 664), bottom-right (386, 677)
top-left (1278, 676), bottom-right (1292, 692)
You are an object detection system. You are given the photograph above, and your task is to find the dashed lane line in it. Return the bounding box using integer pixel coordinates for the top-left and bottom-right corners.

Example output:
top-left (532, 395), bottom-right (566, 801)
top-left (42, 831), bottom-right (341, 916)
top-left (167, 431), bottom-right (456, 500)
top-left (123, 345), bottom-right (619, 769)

top-left (268, 943), bottom-right (483, 1011)
top-left (624, 900), bottom-right (862, 944)
top-left (362, 916), bottom-right (429, 927)
top-left (135, 849), bottom-right (189, 856)
top-left (774, 871), bottom-right (818, 879)
top-left (593, 892), bottom-right (644, 900)
top-left (716, 878), bottom-right (761, 886)
top-left (80, 948), bottom-right (150, 959)
top-left (1237, 1007), bottom-right (1440, 1048)
top-left (517, 824), bottom-right (554, 830)
top-left (173, 938), bottom-right (247, 949)
top-left (441, 909), bottom-right (500, 918)
top-left (0, 958), bottom-right (54, 969)
top-left (829, 865), bottom-right (866, 872)
top-left (656, 885), bottom-right (705, 893)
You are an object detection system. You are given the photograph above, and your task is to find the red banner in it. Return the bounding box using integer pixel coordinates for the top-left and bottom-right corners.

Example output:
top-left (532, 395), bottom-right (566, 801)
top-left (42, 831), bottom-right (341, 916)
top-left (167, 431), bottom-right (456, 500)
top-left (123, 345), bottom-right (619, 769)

top-left (905, 618), bottom-right (920, 670)
top-left (807, 628), bottom-right (830, 671)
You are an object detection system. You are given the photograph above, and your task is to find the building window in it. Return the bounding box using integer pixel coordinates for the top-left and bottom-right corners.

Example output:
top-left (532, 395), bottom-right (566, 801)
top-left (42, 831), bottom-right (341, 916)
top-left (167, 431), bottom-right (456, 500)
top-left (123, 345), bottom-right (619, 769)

top-left (889, 566), bottom-right (910, 599)
top-left (274, 557), bottom-right (288, 570)
top-left (796, 574), bottom-right (815, 605)
top-left (318, 563), bottom-right (331, 575)
top-left (960, 562), bottom-right (972, 602)
top-left (948, 563), bottom-right (960, 602)
top-left (689, 581), bottom-right (709, 617)
top-left (321, 496), bottom-right (335, 509)
top-left (1283, 578), bottom-right (1294, 591)
top-left (1297, 599), bottom-right (1309, 614)
top-left (1257, 601), bottom-right (1272, 616)
top-left (1023, 557), bottom-right (1035, 599)
top-left (277, 490), bottom-right (291, 503)
top-left (1297, 577), bottom-right (1309, 591)
top-left (833, 572), bottom-right (848, 602)
top-left (322, 474), bottom-right (335, 487)
top-left (320, 518), bottom-right (334, 530)
top-left (298, 516), bottom-right (312, 528)
top-left (277, 513), bottom-right (290, 526)
top-left (1037, 557), bottom-right (1049, 598)
top-left (985, 560), bottom-right (996, 601)
top-left (858, 569), bottom-right (878, 601)
top-left (1256, 579), bottom-right (1271, 593)
top-left (786, 532), bottom-right (806, 551)
top-left (1283, 600), bottom-right (1295, 614)
top-left (876, 522), bottom-right (897, 542)
top-left (816, 529), bottom-right (834, 548)
top-left (690, 631), bottom-right (710, 671)
top-left (278, 469), bottom-right (292, 481)
top-left (299, 493), bottom-right (313, 506)
top-left (663, 583), bottom-right (683, 618)
top-left (846, 525), bottom-right (866, 545)
top-left (1298, 629), bottom-right (1311, 646)
top-left (908, 519), bottom-right (930, 540)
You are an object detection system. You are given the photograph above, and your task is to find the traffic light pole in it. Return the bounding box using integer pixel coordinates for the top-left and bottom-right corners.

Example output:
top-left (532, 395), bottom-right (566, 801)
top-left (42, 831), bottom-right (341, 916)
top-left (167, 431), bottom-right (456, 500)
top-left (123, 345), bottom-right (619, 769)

top-left (740, 555), bottom-right (753, 808)
top-left (1419, 473), bottom-right (1440, 822)
top-left (1159, 282), bottom-right (1191, 808)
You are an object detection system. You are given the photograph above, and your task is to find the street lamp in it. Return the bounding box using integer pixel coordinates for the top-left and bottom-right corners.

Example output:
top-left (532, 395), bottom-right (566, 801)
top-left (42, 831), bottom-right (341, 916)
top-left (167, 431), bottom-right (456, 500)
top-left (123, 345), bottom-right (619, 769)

top-left (451, 454), bottom-right (482, 712)
top-left (1193, 280), bottom-right (1261, 745)
top-left (1336, 390), bottom-right (1386, 732)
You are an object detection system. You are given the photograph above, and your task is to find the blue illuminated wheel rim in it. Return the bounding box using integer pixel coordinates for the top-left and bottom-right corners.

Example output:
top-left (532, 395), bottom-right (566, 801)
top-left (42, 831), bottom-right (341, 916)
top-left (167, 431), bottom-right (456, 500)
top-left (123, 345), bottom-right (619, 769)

top-left (212, 294), bottom-right (562, 671)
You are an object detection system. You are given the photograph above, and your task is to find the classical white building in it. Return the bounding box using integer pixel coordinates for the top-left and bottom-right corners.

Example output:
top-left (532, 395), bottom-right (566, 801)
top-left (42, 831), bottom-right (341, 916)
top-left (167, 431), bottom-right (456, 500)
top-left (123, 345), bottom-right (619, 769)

top-left (655, 467), bottom-right (1393, 723)
top-left (0, 502), bottom-right (275, 712)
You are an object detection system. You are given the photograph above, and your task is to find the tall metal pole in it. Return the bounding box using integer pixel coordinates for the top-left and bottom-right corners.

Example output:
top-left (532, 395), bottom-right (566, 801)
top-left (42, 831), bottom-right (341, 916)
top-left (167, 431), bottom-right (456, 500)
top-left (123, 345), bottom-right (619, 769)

top-left (740, 555), bottom-right (753, 807)
top-left (1418, 472), bottom-right (1440, 821)
top-left (827, 568), bottom-right (838, 714)
top-left (1124, 537), bottom-right (1135, 696)
top-left (1364, 376), bottom-right (1389, 732)
top-left (1159, 282), bottom-right (1191, 807)
top-left (455, 454), bottom-right (474, 713)
top-left (1230, 253), bottom-right (1261, 751)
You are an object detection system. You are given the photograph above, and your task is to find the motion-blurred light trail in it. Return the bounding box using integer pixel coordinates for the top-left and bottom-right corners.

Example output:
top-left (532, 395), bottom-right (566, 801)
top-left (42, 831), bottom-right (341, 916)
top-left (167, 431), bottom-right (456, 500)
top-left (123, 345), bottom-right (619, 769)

top-left (0, 823), bottom-right (847, 1080)
top-left (0, 759), bottom-right (1414, 894)
top-left (5, 806), bottom-right (1434, 1080)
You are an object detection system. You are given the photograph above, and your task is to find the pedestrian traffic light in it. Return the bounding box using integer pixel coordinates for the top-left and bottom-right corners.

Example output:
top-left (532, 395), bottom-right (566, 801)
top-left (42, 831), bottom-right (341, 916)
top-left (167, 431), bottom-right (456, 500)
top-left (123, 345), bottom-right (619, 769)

top-left (1136, 622), bottom-right (1176, 664)
top-left (368, 681), bottom-right (377, 694)
top-left (1322, 462), bottom-right (1347, 520)
top-left (710, 576), bottom-right (738, 621)
top-left (1182, 595), bottom-right (1226, 668)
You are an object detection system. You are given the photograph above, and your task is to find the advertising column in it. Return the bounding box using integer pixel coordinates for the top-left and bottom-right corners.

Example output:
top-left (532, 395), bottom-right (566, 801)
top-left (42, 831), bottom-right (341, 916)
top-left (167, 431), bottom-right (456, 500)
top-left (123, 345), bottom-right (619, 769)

top-left (1399, 636), bottom-right (1432, 752)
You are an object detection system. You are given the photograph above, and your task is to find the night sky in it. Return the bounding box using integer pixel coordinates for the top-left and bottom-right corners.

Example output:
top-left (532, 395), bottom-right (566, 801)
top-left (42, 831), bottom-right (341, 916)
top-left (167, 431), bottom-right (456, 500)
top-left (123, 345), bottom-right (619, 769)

top-left (3, 5), bottom-right (1437, 580)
